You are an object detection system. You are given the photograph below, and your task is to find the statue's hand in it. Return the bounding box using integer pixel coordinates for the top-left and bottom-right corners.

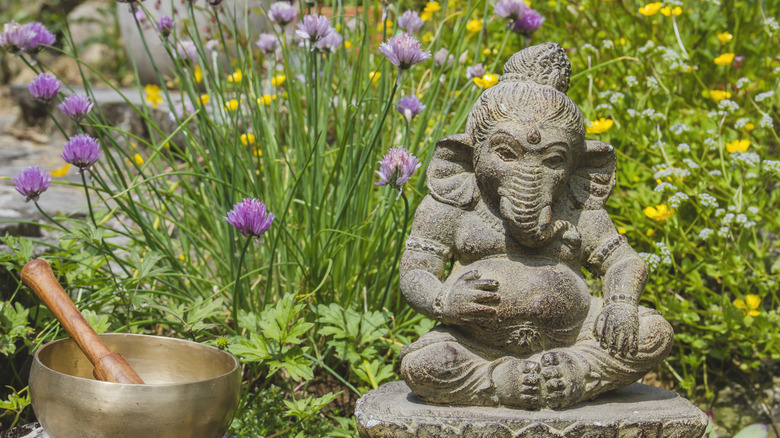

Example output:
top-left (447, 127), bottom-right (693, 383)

top-left (593, 302), bottom-right (639, 357)
top-left (441, 270), bottom-right (500, 325)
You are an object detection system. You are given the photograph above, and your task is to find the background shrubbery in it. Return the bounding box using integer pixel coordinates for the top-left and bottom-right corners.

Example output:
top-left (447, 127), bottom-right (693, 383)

top-left (1, 0), bottom-right (779, 435)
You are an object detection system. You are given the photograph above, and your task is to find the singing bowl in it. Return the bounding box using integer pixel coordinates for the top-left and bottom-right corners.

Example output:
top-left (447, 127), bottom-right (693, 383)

top-left (30, 333), bottom-right (241, 438)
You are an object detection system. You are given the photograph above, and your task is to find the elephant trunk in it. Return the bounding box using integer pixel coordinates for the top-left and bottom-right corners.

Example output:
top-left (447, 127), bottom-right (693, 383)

top-left (498, 163), bottom-right (567, 247)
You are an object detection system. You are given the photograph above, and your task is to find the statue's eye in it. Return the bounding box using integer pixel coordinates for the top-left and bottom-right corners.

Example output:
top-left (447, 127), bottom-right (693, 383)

top-left (495, 146), bottom-right (518, 162)
top-left (543, 155), bottom-right (566, 168)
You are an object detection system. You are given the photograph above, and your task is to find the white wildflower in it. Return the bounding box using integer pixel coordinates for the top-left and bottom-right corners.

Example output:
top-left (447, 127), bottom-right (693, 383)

top-left (626, 76), bottom-right (638, 87)
top-left (683, 158), bottom-right (699, 169)
top-left (755, 91), bottom-right (775, 102)
top-left (734, 117), bottom-right (750, 129)
top-left (698, 228), bottom-right (714, 240)
top-left (669, 192), bottom-right (689, 208)
top-left (698, 193), bottom-right (719, 208)
top-left (677, 143), bottom-right (691, 153)
top-left (736, 77), bottom-right (751, 88)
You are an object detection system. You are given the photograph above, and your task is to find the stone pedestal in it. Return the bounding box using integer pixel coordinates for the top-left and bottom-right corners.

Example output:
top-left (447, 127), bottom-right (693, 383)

top-left (355, 381), bottom-right (707, 438)
top-left (16, 424), bottom-right (236, 438)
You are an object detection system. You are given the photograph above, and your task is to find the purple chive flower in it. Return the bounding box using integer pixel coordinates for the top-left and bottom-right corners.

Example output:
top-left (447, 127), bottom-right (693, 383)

top-left (397, 10), bottom-right (424, 33)
top-left (205, 39), bottom-right (220, 52)
top-left (58, 94), bottom-right (94, 121)
top-left (315, 30), bottom-right (342, 53)
top-left (396, 96), bottom-right (426, 123)
top-left (176, 40), bottom-right (198, 63)
top-left (433, 48), bottom-right (454, 68)
top-left (156, 15), bottom-right (174, 37)
top-left (12, 166), bottom-right (51, 203)
top-left (169, 100), bottom-right (195, 121)
top-left (1, 21), bottom-right (55, 53)
top-left (466, 63), bottom-right (485, 80)
top-left (511, 8), bottom-right (545, 35)
top-left (295, 14), bottom-right (334, 43)
top-left (224, 198), bottom-right (275, 239)
top-left (495, 0), bottom-right (527, 22)
top-left (255, 33), bottom-right (278, 54)
top-left (61, 134), bottom-right (102, 172)
top-left (0, 21), bottom-right (35, 53)
top-left (26, 22), bottom-right (56, 49)
top-left (268, 1), bottom-right (298, 26)
top-left (28, 73), bottom-right (61, 104)
top-left (379, 33), bottom-right (431, 70)
top-left (375, 147), bottom-right (422, 190)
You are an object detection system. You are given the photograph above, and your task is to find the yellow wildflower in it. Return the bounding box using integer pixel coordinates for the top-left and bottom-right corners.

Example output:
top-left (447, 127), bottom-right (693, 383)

top-left (126, 153), bottom-right (144, 166)
top-left (240, 133), bottom-right (256, 146)
top-left (524, 0), bottom-right (531, 5)
top-left (586, 118), bottom-right (614, 134)
top-left (51, 164), bottom-right (71, 177)
top-left (225, 99), bottom-right (240, 111)
top-left (227, 69), bottom-right (243, 83)
top-left (466, 19), bottom-right (483, 33)
top-left (271, 75), bottom-right (286, 87)
top-left (252, 146), bottom-right (263, 157)
top-left (617, 227), bottom-right (627, 235)
top-left (198, 94), bottom-right (210, 105)
top-left (725, 139), bottom-right (750, 153)
top-left (744, 123), bottom-right (754, 131)
top-left (473, 74), bottom-right (499, 89)
top-left (547, 0), bottom-right (557, 6)
top-left (716, 32), bottom-right (733, 44)
top-left (344, 40), bottom-right (353, 49)
top-left (710, 90), bottom-right (732, 101)
top-left (646, 228), bottom-right (656, 237)
top-left (644, 204), bottom-right (674, 221)
top-left (144, 84), bottom-right (163, 109)
top-left (660, 6), bottom-right (682, 16)
top-left (734, 294), bottom-right (761, 317)
top-left (422, 32), bottom-right (434, 43)
top-left (369, 71), bottom-right (381, 84)
top-left (377, 19), bottom-right (393, 32)
top-left (482, 48), bottom-right (491, 55)
top-left (193, 65), bottom-right (203, 84)
top-left (620, 38), bottom-right (627, 45)
top-left (424, 1), bottom-right (441, 13)
top-left (638, 2), bottom-right (662, 16)
top-left (257, 95), bottom-right (276, 106)
top-left (713, 53), bottom-right (735, 66)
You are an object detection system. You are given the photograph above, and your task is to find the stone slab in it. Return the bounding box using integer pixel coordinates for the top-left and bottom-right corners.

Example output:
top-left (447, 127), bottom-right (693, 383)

top-left (16, 424), bottom-right (236, 438)
top-left (355, 381), bottom-right (708, 438)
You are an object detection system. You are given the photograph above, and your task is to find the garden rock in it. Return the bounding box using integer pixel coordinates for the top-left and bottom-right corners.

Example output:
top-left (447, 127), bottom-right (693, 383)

top-left (355, 381), bottom-right (708, 437)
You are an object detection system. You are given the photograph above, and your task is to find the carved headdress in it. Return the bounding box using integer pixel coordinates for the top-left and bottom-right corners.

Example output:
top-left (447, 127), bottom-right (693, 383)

top-left (465, 42), bottom-right (584, 147)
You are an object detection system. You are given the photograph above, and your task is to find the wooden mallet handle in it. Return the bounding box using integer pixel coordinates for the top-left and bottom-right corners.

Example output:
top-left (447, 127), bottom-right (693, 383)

top-left (21, 259), bottom-right (144, 384)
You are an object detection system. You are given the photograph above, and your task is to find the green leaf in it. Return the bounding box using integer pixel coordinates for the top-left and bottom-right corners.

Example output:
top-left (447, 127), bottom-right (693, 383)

top-left (229, 333), bottom-right (270, 362)
top-left (733, 424), bottom-right (769, 438)
top-left (81, 309), bottom-right (111, 334)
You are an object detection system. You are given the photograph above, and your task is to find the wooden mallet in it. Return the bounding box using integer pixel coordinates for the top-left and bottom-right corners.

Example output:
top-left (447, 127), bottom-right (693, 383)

top-left (21, 259), bottom-right (145, 384)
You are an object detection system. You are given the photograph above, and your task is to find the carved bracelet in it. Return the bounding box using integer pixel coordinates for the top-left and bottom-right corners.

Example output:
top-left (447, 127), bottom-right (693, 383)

top-left (604, 293), bottom-right (638, 306)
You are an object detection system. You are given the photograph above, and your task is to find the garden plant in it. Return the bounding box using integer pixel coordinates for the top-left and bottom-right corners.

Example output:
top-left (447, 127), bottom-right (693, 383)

top-left (1, 0), bottom-right (779, 436)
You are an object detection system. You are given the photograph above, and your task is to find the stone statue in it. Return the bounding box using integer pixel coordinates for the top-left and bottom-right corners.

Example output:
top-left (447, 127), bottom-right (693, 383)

top-left (399, 42), bottom-right (673, 410)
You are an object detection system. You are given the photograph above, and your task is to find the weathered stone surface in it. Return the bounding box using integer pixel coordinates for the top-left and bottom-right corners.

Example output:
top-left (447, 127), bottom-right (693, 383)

top-left (398, 42), bottom-right (673, 410)
top-left (355, 381), bottom-right (708, 438)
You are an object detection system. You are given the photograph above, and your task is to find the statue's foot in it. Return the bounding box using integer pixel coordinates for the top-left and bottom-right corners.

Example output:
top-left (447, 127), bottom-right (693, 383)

top-left (493, 359), bottom-right (543, 409)
top-left (540, 350), bottom-right (587, 409)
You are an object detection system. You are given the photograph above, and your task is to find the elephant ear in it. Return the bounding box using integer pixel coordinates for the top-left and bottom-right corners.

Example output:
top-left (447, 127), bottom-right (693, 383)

top-left (569, 140), bottom-right (617, 210)
top-left (426, 133), bottom-right (479, 209)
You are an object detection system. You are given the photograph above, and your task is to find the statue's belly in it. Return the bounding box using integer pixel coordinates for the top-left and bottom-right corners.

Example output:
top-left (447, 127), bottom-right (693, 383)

top-left (444, 256), bottom-right (591, 356)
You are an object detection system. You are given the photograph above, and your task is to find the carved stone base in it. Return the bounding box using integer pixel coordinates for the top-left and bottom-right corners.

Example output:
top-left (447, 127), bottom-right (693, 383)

top-left (355, 381), bottom-right (707, 438)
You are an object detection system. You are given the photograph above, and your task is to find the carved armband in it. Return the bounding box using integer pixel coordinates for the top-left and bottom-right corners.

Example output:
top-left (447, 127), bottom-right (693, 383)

top-left (405, 237), bottom-right (450, 259)
top-left (586, 234), bottom-right (628, 274)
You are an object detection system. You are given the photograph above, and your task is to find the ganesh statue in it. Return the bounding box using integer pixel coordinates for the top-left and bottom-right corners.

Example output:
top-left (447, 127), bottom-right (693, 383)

top-left (398, 42), bottom-right (674, 410)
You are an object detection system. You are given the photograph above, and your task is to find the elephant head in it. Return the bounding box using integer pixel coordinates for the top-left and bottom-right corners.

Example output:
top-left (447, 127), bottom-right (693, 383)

top-left (426, 43), bottom-right (616, 248)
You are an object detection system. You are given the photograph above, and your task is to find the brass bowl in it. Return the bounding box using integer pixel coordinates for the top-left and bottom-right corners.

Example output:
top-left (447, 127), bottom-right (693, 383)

top-left (30, 333), bottom-right (241, 438)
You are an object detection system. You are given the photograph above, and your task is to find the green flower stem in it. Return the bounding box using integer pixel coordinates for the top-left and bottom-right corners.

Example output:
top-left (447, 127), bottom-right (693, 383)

top-left (232, 237), bottom-right (253, 334)
top-left (34, 202), bottom-right (68, 232)
top-left (381, 191), bottom-right (410, 309)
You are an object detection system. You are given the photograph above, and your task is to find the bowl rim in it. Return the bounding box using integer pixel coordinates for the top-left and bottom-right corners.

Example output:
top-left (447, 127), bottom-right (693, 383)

top-left (33, 333), bottom-right (240, 387)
